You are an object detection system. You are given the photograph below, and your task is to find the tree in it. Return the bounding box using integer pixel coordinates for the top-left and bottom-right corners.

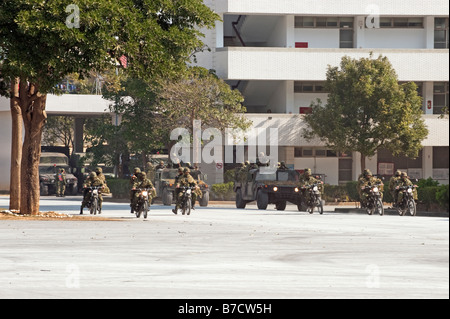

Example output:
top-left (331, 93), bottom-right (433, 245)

top-left (302, 54), bottom-right (429, 172)
top-left (43, 116), bottom-right (75, 150)
top-left (154, 67), bottom-right (251, 140)
top-left (0, 0), bottom-right (219, 214)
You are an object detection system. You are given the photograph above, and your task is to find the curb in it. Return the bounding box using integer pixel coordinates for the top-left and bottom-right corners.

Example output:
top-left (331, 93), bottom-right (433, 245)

top-left (334, 207), bottom-right (449, 218)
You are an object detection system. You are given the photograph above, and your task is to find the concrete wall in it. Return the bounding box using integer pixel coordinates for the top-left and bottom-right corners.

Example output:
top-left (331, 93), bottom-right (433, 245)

top-left (216, 0), bottom-right (449, 16)
top-left (215, 47), bottom-right (449, 82)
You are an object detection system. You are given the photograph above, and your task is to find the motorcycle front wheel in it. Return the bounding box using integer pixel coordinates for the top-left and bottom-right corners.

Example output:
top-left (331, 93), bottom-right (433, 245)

top-left (376, 198), bottom-right (384, 216)
top-left (408, 199), bottom-right (416, 216)
top-left (143, 201), bottom-right (149, 219)
top-left (90, 198), bottom-right (98, 215)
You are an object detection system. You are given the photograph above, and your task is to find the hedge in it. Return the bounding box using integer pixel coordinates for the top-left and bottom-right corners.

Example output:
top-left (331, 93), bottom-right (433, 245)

top-left (211, 182), bottom-right (235, 201)
top-left (106, 178), bottom-right (130, 199)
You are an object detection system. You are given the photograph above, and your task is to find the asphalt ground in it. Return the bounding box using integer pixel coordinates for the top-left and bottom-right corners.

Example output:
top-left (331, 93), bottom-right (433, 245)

top-left (0, 196), bottom-right (448, 299)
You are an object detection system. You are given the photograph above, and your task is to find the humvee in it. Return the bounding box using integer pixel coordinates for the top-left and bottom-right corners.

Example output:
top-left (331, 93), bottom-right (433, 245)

top-left (234, 168), bottom-right (302, 210)
top-left (39, 152), bottom-right (78, 195)
top-left (154, 168), bottom-right (210, 207)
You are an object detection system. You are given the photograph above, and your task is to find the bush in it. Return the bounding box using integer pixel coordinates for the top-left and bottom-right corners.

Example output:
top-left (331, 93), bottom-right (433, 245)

top-left (211, 182), bottom-right (235, 201)
top-left (436, 184), bottom-right (449, 211)
top-left (106, 178), bottom-right (130, 199)
top-left (417, 186), bottom-right (439, 210)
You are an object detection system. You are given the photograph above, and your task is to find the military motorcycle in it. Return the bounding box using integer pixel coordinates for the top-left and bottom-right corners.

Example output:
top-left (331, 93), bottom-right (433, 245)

top-left (361, 184), bottom-right (384, 216)
top-left (301, 182), bottom-right (324, 214)
top-left (133, 188), bottom-right (151, 219)
top-left (396, 185), bottom-right (418, 216)
top-left (83, 186), bottom-right (102, 215)
top-left (177, 186), bottom-right (195, 215)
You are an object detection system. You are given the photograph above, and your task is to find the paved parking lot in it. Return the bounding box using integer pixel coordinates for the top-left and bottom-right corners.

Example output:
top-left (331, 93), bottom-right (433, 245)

top-left (0, 196), bottom-right (448, 299)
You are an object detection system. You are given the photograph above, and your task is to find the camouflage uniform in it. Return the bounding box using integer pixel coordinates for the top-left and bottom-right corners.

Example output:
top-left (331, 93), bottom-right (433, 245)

top-left (55, 168), bottom-right (66, 197)
top-left (396, 172), bottom-right (417, 205)
top-left (299, 168), bottom-right (319, 202)
top-left (146, 162), bottom-right (155, 183)
top-left (95, 167), bottom-right (110, 194)
top-left (389, 170), bottom-right (402, 206)
top-left (357, 169), bottom-right (383, 207)
top-left (131, 172), bottom-right (156, 209)
top-left (80, 172), bottom-right (104, 214)
top-left (172, 168), bottom-right (198, 214)
top-left (129, 167), bottom-right (142, 204)
top-left (155, 161), bottom-right (165, 170)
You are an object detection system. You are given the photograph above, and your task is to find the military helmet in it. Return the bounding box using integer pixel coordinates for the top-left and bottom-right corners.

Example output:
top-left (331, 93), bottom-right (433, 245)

top-left (134, 167), bottom-right (141, 174)
top-left (89, 172), bottom-right (97, 178)
top-left (305, 168), bottom-right (311, 175)
top-left (364, 169), bottom-right (372, 176)
top-left (95, 167), bottom-right (102, 173)
top-left (401, 172), bottom-right (408, 178)
top-left (245, 161), bottom-right (250, 166)
top-left (395, 170), bottom-right (401, 176)
top-left (178, 167), bottom-right (184, 173)
top-left (184, 168), bottom-right (190, 173)
top-left (140, 171), bottom-right (147, 178)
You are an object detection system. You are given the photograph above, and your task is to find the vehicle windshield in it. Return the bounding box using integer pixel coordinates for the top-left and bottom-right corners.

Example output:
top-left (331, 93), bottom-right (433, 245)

top-left (39, 165), bottom-right (70, 174)
top-left (161, 170), bottom-right (179, 179)
top-left (255, 170), bottom-right (299, 182)
top-left (39, 155), bottom-right (68, 165)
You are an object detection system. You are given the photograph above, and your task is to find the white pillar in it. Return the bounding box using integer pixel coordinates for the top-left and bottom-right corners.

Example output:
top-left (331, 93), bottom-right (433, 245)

top-left (424, 16), bottom-right (435, 49)
top-left (422, 146), bottom-right (433, 179)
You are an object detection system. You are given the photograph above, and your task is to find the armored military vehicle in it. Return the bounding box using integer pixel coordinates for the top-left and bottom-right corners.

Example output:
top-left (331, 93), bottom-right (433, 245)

top-left (234, 168), bottom-right (302, 210)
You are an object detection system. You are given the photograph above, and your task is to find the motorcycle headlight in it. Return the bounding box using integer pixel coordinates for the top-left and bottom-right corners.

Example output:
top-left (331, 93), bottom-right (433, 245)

top-left (373, 187), bottom-right (379, 193)
top-left (407, 188), bottom-right (412, 193)
top-left (142, 191), bottom-right (148, 197)
top-left (187, 189), bottom-right (192, 194)
top-left (313, 186), bottom-right (318, 192)
top-left (273, 187), bottom-right (278, 192)
top-left (294, 187), bottom-right (299, 193)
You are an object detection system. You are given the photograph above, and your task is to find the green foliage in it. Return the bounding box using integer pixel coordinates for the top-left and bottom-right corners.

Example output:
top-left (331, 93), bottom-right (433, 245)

top-left (303, 54), bottom-right (428, 161)
top-left (154, 67), bottom-right (251, 135)
top-left (0, 0), bottom-right (219, 94)
top-left (436, 184), bottom-right (449, 211)
top-left (417, 177), bottom-right (440, 188)
top-left (211, 182), bottom-right (235, 201)
top-left (106, 178), bottom-right (130, 199)
top-left (417, 186), bottom-right (439, 210)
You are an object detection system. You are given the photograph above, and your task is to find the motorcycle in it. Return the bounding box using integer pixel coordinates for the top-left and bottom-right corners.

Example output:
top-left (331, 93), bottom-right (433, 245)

top-left (83, 186), bottom-right (102, 215)
top-left (301, 182), bottom-right (324, 214)
top-left (396, 185), bottom-right (418, 216)
top-left (177, 186), bottom-right (195, 215)
top-left (132, 188), bottom-right (152, 219)
top-left (361, 184), bottom-right (384, 216)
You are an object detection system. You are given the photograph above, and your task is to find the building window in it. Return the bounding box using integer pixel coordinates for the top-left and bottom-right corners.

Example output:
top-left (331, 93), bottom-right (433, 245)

top-left (294, 148), bottom-right (341, 158)
top-left (295, 16), bottom-right (353, 29)
top-left (433, 82), bottom-right (449, 115)
top-left (339, 29), bottom-right (354, 48)
top-left (294, 82), bottom-right (328, 93)
top-left (435, 18), bottom-right (449, 49)
top-left (377, 17), bottom-right (424, 28)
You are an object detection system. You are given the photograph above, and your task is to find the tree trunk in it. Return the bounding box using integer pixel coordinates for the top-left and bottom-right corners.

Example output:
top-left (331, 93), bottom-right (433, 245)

top-left (360, 154), bottom-right (366, 173)
top-left (9, 79), bottom-right (22, 211)
top-left (19, 87), bottom-right (47, 215)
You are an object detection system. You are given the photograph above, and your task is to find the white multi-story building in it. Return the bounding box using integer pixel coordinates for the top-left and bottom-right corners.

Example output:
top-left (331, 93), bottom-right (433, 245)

top-left (196, 0), bottom-right (449, 185)
top-left (0, 0), bottom-right (448, 190)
